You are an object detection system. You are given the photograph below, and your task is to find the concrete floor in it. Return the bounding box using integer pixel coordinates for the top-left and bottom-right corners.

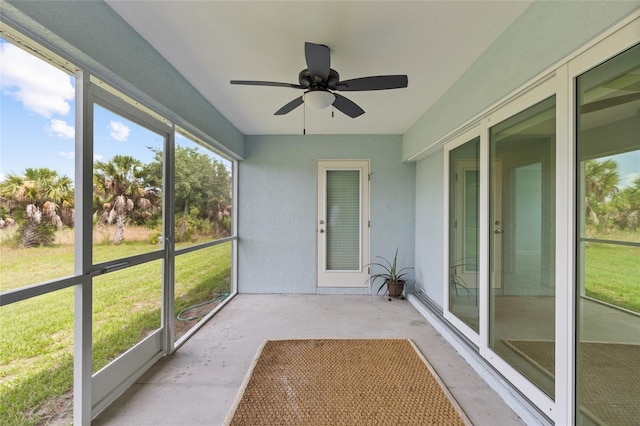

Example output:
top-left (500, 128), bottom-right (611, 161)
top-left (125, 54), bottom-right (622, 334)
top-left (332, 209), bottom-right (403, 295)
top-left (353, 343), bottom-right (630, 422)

top-left (94, 294), bottom-right (524, 425)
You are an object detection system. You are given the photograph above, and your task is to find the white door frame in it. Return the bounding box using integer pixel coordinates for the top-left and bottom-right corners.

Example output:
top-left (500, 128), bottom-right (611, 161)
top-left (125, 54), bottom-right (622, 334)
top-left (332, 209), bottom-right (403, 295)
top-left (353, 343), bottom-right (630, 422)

top-left (317, 160), bottom-right (370, 288)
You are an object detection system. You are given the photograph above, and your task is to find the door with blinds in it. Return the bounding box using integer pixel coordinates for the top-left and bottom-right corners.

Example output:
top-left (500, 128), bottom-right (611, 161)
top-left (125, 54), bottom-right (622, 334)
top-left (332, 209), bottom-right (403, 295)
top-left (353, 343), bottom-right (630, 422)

top-left (317, 160), bottom-right (370, 287)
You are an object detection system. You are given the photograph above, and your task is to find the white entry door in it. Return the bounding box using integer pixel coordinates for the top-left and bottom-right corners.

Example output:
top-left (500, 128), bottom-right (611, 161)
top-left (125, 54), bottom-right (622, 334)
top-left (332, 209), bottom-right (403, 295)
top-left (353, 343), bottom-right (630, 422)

top-left (317, 160), bottom-right (370, 287)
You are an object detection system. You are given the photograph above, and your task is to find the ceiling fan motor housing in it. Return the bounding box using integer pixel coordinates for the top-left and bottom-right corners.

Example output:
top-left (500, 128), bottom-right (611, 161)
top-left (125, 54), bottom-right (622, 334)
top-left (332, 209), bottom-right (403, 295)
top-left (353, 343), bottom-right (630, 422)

top-left (299, 69), bottom-right (340, 90)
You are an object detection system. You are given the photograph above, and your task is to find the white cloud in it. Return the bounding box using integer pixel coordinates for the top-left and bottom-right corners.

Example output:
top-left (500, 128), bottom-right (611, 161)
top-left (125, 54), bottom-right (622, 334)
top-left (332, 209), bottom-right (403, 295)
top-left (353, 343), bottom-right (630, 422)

top-left (624, 172), bottom-right (640, 188)
top-left (94, 154), bottom-right (104, 162)
top-left (47, 119), bottom-right (75, 139)
top-left (109, 120), bottom-right (130, 142)
top-left (0, 42), bottom-right (74, 118)
top-left (59, 151), bottom-right (75, 159)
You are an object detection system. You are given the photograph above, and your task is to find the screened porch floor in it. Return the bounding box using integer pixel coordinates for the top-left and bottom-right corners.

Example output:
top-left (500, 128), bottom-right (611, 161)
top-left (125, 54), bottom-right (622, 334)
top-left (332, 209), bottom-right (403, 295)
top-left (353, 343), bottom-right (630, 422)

top-left (93, 294), bottom-right (525, 425)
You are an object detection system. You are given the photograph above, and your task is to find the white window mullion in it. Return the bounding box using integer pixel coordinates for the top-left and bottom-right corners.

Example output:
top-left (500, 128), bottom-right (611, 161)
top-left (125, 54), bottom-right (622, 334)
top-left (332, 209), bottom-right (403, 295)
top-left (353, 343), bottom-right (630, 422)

top-left (163, 129), bottom-right (176, 354)
top-left (478, 118), bottom-right (490, 355)
top-left (554, 63), bottom-right (576, 426)
top-left (74, 69), bottom-right (94, 426)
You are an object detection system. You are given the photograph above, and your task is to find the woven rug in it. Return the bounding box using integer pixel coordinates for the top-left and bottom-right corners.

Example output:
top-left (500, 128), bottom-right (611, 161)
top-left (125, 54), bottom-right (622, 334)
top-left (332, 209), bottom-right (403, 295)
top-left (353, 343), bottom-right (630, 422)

top-left (505, 340), bottom-right (640, 425)
top-left (224, 339), bottom-right (471, 425)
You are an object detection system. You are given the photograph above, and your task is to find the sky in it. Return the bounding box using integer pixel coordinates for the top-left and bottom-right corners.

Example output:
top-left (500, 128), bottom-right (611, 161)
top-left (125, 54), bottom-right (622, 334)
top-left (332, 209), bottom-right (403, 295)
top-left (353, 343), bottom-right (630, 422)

top-left (0, 39), bottom-right (228, 186)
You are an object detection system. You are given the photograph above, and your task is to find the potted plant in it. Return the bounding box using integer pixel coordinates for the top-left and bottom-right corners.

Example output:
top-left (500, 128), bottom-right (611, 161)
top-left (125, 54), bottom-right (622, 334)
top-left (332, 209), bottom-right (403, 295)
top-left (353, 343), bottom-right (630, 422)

top-left (368, 248), bottom-right (413, 300)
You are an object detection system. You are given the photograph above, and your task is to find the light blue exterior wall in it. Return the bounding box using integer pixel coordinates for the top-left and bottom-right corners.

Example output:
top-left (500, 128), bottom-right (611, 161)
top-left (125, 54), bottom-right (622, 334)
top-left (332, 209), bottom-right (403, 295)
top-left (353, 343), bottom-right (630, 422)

top-left (414, 149), bottom-right (445, 308)
top-left (239, 135), bottom-right (415, 294)
top-left (3, 0), bottom-right (244, 159)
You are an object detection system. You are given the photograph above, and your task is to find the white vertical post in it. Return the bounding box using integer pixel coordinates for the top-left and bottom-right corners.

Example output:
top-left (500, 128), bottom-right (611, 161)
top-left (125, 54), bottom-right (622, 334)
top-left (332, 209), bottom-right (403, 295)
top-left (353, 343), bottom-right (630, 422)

top-left (232, 160), bottom-right (239, 295)
top-left (555, 63), bottom-right (576, 426)
top-left (163, 129), bottom-right (175, 354)
top-left (478, 118), bottom-right (490, 355)
top-left (74, 70), bottom-right (94, 425)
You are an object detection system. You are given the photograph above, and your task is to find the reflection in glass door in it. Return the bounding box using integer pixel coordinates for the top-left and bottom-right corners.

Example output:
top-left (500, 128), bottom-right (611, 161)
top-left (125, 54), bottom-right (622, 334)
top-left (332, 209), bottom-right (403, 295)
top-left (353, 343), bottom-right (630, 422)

top-left (576, 43), bottom-right (640, 425)
top-left (489, 96), bottom-right (556, 398)
top-left (448, 137), bottom-right (480, 333)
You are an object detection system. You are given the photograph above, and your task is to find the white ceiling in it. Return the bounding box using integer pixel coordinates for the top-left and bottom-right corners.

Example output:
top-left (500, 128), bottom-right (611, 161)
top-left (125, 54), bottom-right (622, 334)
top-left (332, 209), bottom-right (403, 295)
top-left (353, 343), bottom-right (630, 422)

top-left (106, 1), bottom-right (532, 136)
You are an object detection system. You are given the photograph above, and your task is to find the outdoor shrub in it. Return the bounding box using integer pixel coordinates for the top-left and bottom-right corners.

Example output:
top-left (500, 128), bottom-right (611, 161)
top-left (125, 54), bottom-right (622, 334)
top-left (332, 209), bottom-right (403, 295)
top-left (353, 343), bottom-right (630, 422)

top-left (13, 219), bottom-right (57, 248)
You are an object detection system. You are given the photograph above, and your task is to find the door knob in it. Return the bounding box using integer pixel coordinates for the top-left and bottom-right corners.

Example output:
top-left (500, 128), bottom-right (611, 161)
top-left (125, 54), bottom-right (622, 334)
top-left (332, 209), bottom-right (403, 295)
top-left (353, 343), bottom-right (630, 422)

top-left (320, 229), bottom-right (325, 233)
top-left (319, 220), bottom-right (325, 224)
top-left (495, 229), bottom-right (503, 234)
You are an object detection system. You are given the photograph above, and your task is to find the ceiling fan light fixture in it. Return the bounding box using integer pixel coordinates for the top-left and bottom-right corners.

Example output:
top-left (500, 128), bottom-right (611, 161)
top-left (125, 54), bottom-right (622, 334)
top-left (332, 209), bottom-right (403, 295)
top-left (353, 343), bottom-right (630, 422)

top-left (304, 90), bottom-right (335, 109)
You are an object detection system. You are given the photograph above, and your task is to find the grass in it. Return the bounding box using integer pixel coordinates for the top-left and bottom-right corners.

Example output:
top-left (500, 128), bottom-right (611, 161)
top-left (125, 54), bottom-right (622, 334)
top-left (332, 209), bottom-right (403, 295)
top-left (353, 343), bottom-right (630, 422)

top-left (0, 238), bottom-right (231, 426)
top-left (584, 243), bottom-right (640, 312)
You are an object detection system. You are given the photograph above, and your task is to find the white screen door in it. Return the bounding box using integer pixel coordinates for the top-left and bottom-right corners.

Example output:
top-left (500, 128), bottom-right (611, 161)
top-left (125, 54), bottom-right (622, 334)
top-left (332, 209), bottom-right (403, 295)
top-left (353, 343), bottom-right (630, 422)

top-left (317, 160), bottom-right (369, 287)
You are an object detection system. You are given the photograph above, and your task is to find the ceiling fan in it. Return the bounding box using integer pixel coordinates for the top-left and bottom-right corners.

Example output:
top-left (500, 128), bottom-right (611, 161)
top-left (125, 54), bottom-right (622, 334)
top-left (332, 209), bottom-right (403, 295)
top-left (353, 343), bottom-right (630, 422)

top-left (230, 42), bottom-right (408, 118)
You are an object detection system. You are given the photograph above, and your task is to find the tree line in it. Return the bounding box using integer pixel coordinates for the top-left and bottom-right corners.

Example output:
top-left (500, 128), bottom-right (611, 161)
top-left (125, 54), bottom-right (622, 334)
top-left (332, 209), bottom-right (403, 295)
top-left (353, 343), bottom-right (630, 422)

top-left (0, 146), bottom-right (231, 247)
top-left (584, 159), bottom-right (640, 233)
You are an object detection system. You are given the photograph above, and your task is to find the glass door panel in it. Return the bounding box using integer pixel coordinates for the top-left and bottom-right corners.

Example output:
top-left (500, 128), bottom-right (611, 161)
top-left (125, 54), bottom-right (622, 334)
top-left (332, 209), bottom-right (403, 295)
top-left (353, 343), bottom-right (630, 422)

top-left (448, 137), bottom-right (480, 332)
top-left (326, 170), bottom-right (361, 270)
top-left (489, 96), bottom-right (556, 398)
top-left (576, 43), bottom-right (640, 425)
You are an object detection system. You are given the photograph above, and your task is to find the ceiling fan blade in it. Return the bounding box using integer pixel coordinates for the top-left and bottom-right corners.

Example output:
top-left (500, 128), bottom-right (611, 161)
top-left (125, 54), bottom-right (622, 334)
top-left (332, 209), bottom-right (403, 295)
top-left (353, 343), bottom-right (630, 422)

top-left (332, 94), bottom-right (365, 118)
top-left (305, 42), bottom-right (330, 81)
top-left (274, 96), bottom-right (304, 115)
top-left (337, 75), bottom-right (408, 91)
top-left (230, 80), bottom-right (304, 89)
top-left (580, 92), bottom-right (640, 113)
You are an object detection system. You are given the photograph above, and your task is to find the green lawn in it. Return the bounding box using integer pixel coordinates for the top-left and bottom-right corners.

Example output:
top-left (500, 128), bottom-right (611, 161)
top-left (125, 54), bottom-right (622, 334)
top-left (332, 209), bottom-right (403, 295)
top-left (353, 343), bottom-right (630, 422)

top-left (0, 241), bottom-right (231, 426)
top-left (584, 243), bottom-right (640, 312)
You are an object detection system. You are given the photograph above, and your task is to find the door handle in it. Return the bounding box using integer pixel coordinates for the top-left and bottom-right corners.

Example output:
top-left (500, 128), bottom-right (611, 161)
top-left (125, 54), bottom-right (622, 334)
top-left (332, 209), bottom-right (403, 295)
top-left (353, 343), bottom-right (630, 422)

top-left (319, 229), bottom-right (325, 233)
top-left (495, 229), bottom-right (503, 234)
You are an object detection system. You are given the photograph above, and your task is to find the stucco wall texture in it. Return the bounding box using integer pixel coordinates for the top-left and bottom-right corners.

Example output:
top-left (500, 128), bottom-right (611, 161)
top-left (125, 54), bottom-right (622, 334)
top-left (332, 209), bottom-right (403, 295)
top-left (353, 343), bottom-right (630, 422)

top-left (239, 135), bottom-right (415, 294)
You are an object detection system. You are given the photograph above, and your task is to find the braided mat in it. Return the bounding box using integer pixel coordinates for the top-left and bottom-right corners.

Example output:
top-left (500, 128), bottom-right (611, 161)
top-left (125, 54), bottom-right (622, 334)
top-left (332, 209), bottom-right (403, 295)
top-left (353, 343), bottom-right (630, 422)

top-left (224, 339), bottom-right (470, 425)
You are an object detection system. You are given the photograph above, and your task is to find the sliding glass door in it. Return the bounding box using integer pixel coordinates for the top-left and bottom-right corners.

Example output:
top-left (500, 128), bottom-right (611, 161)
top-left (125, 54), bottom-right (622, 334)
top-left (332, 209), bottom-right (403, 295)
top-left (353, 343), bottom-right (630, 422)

top-left (445, 80), bottom-right (559, 412)
top-left (488, 95), bottom-right (556, 399)
top-left (576, 42), bottom-right (640, 425)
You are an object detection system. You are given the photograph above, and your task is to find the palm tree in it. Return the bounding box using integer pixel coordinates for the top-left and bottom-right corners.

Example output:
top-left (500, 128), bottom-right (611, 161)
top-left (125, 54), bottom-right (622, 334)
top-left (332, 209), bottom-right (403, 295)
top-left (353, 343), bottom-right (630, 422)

top-left (93, 155), bottom-right (159, 244)
top-left (611, 175), bottom-right (640, 231)
top-left (0, 168), bottom-right (73, 229)
top-left (0, 168), bottom-right (74, 247)
top-left (584, 159), bottom-right (619, 226)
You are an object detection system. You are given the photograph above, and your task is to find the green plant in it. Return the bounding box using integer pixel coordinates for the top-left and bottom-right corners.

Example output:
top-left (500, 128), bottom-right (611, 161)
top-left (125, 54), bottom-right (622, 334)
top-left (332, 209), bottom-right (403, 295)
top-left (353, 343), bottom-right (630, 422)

top-left (449, 258), bottom-right (475, 298)
top-left (367, 248), bottom-right (413, 294)
top-left (13, 219), bottom-right (57, 248)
